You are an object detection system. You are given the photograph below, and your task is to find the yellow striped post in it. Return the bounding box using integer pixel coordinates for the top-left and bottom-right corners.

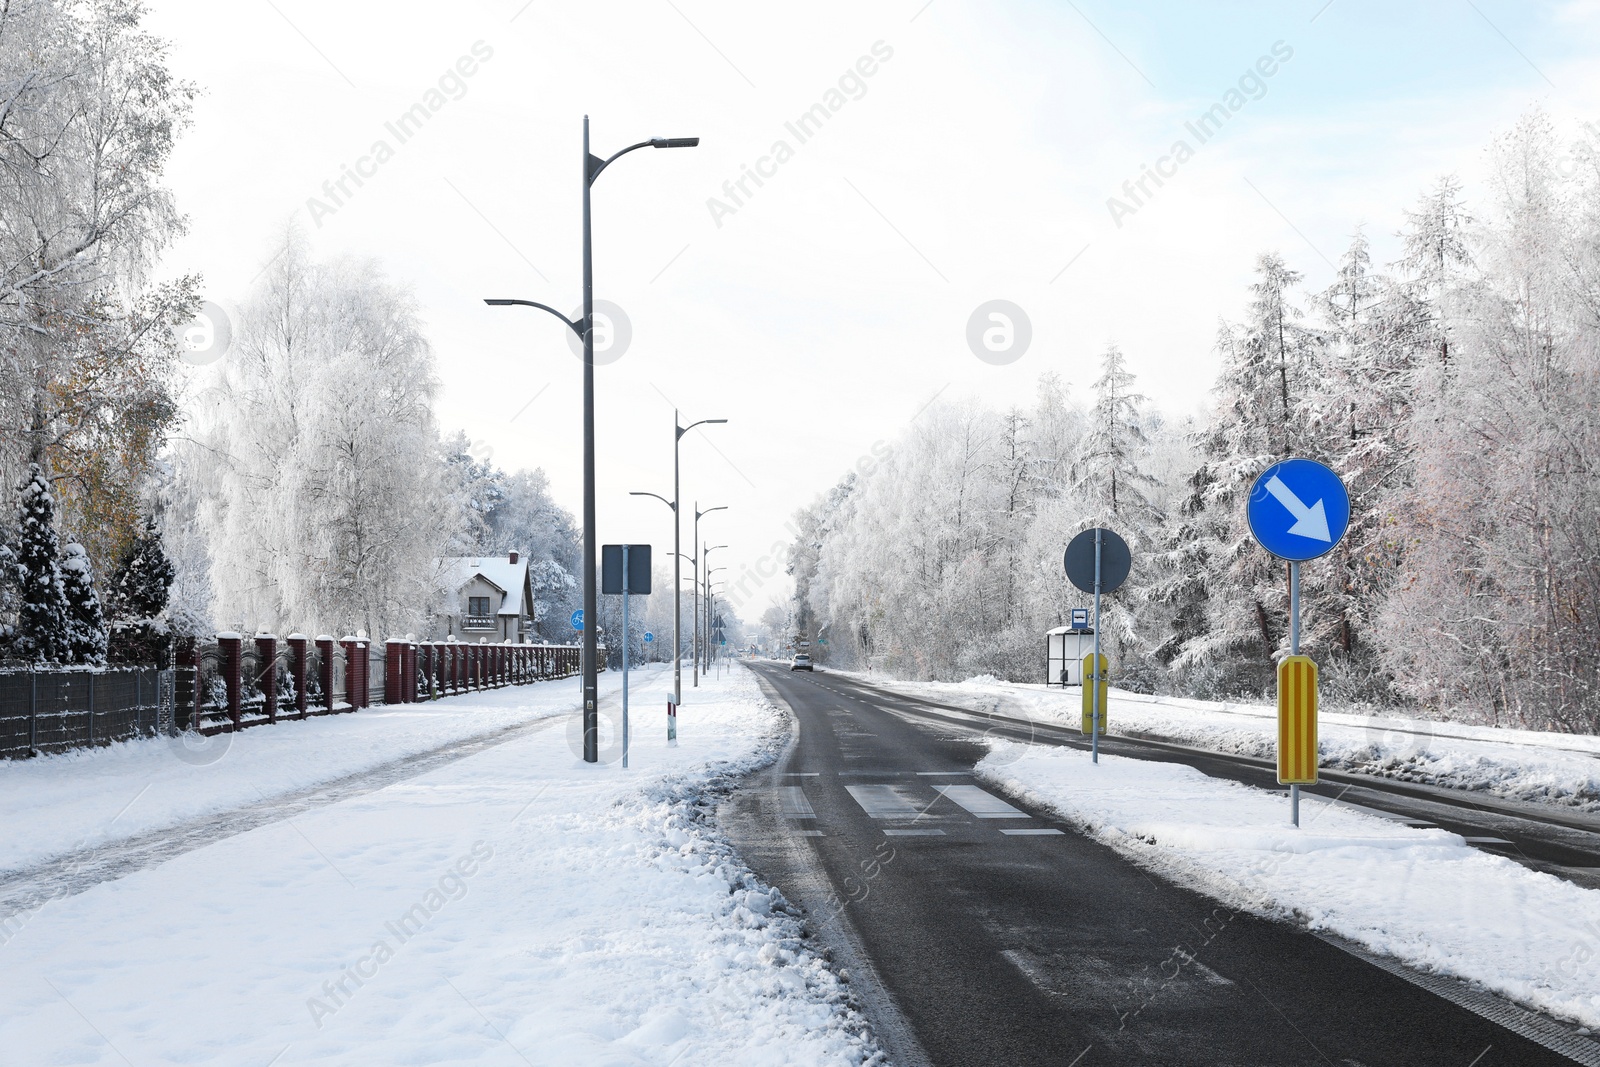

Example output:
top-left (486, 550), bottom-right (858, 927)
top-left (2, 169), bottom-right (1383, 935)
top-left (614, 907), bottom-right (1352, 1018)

top-left (1081, 653), bottom-right (1108, 736)
top-left (1277, 655), bottom-right (1318, 784)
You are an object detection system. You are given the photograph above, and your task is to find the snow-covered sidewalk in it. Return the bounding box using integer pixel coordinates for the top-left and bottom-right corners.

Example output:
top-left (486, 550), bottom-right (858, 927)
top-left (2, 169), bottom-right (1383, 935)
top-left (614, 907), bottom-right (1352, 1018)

top-left (0, 664), bottom-right (882, 1066)
top-left (0, 667), bottom-right (648, 877)
top-left (978, 741), bottom-right (1600, 1031)
top-left (838, 670), bottom-right (1600, 812)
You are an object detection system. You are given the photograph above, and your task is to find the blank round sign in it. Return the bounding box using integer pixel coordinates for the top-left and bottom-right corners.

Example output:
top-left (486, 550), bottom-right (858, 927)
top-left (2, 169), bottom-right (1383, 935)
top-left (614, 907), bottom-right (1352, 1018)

top-left (1064, 528), bottom-right (1131, 594)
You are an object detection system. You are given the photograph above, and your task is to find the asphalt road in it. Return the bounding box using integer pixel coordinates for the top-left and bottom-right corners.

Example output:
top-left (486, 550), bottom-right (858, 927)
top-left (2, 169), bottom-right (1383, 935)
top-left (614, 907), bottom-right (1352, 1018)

top-left (727, 663), bottom-right (1596, 1067)
top-left (828, 671), bottom-right (1600, 892)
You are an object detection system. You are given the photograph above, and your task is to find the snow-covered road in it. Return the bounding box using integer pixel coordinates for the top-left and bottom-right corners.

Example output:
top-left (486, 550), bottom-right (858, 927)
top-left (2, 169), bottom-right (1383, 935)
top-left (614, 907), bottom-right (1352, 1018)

top-left (0, 664), bottom-right (883, 1066)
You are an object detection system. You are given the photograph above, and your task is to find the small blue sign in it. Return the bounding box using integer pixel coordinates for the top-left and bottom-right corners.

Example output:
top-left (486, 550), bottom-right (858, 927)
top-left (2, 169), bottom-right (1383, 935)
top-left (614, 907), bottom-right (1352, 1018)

top-left (643, 632), bottom-right (654, 643)
top-left (570, 608), bottom-right (584, 631)
top-left (1247, 458), bottom-right (1350, 562)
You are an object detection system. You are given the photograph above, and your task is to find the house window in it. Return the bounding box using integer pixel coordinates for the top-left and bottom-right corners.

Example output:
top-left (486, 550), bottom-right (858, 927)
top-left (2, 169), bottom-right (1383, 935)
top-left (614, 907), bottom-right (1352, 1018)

top-left (468, 596), bottom-right (491, 616)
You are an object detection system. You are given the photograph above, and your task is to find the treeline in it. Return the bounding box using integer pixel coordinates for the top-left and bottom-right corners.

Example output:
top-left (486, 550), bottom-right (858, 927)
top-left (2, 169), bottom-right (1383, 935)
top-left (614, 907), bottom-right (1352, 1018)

top-left (0, 1), bottom-right (586, 662)
top-left (791, 111), bottom-right (1600, 733)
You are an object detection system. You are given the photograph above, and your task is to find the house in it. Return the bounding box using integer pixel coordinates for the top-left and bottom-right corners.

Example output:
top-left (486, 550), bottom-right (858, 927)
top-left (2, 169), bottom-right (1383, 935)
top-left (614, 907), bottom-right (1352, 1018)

top-left (436, 551), bottom-right (536, 643)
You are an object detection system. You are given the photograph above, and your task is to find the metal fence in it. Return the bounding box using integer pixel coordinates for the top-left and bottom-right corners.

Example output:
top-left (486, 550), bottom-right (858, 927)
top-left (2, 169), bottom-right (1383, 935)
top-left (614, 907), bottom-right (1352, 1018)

top-left (1, 635), bottom-right (592, 759)
top-left (0, 668), bottom-right (171, 758)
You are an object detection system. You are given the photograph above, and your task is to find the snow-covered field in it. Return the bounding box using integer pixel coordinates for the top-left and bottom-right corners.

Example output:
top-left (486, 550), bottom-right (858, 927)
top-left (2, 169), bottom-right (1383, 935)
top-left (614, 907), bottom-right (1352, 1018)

top-left (977, 742), bottom-right (1600, 1031)
top-left (0, 664), bottom-right (882, 1066)
top-left (840, 670), bottom-right (1600, 811)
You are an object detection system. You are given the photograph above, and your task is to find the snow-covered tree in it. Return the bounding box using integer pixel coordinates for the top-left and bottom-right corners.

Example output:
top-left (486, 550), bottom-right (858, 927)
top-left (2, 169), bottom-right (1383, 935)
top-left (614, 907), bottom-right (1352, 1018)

top-left (107, 516), bottom-right (176, 664)
top-left (9, 463), bottom-right (70, 663)
top-left (60, 542), bottom-right (106, 664)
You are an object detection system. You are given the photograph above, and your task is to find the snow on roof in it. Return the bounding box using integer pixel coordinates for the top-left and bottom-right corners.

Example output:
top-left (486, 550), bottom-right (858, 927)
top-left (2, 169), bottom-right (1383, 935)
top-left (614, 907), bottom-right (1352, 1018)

top-left (437, 555), bottom-right (530, 616)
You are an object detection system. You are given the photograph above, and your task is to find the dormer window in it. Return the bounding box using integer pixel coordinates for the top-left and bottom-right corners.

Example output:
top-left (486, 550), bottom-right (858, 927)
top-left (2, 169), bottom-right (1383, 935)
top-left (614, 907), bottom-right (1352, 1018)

top-left (468, 596), bottom-right (492, 616)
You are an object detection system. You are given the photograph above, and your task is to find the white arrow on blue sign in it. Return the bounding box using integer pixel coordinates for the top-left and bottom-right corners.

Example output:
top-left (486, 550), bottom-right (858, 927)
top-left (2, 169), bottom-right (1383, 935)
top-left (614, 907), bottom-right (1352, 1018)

top-left (1247, 458), bottom-right (1350, 562)
top-left (570, 608), bottom-right (584, 631)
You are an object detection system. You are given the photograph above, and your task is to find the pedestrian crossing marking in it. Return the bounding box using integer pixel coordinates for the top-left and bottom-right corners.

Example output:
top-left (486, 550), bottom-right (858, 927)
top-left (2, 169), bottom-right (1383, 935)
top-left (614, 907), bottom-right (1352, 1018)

top-left (779, 786), bottom-right (816, 818)
top-left (1000, 828), bottom-right (1063, 836)
top-left (884, 829), bottom-right (945, 836)
top-left (936, 784), bottom-right (1030, 818)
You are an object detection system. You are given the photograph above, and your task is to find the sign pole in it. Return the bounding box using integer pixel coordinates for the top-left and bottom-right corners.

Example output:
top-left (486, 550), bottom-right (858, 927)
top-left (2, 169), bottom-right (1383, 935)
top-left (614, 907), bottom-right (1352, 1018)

top-left (1289, 560), bottom-right (1299, 826)
top-left (622, 544), bottom-right (630, 770)
top-left (1092, 528), bottom-right (1102, 765)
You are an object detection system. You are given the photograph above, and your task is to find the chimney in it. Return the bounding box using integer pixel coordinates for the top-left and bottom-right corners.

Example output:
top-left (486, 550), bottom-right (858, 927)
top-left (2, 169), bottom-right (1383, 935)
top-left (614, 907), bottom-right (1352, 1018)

top-left (508, 550), bottom-right (519, 564)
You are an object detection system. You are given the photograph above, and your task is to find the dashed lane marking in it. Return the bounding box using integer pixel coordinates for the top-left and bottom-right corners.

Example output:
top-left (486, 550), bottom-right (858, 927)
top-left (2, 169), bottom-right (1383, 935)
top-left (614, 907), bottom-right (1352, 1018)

top-left (885, 829), bottom-right (945, 837)
top-left (1000, 828), bottom-right (1065, 836)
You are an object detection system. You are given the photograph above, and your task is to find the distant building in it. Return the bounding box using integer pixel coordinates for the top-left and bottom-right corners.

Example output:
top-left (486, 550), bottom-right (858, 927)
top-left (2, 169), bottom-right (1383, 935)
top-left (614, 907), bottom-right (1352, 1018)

top-left (436, 551), bottom-right (535, 643)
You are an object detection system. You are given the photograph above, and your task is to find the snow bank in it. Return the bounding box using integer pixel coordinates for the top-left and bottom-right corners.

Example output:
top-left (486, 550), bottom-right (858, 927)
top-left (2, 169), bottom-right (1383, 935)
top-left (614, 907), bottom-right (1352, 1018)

top-left (0, 665), bottom-right (884, 1065)
top-left (978, 741), bottom-right (1600, 1030)
top-left (841, 670), bottom-right (1600, 812)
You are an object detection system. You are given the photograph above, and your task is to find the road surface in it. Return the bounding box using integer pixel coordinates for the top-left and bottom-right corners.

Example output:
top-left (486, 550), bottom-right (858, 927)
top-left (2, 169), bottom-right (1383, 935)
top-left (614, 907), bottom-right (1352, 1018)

top-left (727, 662), bottom-right (1599, 1067)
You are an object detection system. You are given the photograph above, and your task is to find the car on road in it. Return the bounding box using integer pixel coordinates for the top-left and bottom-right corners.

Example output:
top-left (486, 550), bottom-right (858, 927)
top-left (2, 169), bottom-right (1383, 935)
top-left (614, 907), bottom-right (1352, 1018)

top-left (790, 653), bottom-right (813, 671)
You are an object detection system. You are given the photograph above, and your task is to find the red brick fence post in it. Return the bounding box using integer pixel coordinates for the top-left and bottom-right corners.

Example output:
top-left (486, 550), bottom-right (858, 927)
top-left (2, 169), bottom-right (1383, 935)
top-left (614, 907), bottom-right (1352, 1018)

top-left (217, 632), bottom-right (242, 729)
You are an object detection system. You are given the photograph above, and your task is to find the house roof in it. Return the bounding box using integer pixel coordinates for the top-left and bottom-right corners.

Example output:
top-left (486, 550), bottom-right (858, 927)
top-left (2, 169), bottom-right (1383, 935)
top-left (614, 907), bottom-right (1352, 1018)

top-left (438, 556), bottom-right (529, 616)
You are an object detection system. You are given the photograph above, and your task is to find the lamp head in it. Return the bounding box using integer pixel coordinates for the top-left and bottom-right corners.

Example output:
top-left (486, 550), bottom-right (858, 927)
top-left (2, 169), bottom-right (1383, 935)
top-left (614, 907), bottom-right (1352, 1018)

top-left (651, 137), bottom-right (700, 148)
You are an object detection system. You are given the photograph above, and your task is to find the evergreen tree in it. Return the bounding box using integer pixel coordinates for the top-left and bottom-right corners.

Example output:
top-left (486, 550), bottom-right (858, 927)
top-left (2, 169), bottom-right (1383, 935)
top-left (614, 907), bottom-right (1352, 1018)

top-left (11, 464), bottom-right (70, 664)
top-left (61, 542), bottom-right (106, 665)
top-left (107, 517), bottom-right (176, 665)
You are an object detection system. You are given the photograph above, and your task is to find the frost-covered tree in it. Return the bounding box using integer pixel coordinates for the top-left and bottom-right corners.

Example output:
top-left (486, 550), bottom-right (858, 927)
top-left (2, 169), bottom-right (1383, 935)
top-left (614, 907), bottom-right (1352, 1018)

top-left (107, 516), bottom-right (175, 664)
top-left (60, 542), bottom-right (106, 664)
top-left (0, 0), bottom-right (197, 562)
top-left (184, 231), bottom-right (459, 638)
top-left (9, 463), bottom-right (70, 663)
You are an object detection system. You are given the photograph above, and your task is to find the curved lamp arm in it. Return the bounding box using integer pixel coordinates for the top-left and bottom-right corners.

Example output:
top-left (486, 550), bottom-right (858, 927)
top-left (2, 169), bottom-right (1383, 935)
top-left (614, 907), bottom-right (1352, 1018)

top-left (483, 298), bottom-right (586, 339)
top-left (629, 490), bottom-right (676, 512)
top-left (588, 137), bottom-right (700, 186)
top-left (677, 417), bottom-right (728, 441)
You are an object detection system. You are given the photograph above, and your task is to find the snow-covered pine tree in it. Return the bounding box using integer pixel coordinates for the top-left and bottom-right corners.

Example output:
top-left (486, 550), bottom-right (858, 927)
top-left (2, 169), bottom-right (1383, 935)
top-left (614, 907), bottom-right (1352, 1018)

top-left (1174, 256), bottom-right (1323, 695)
top-left (61, 542), bottom-right (106, 665)
top-left (107, 517), bottom-right (176, 665)
top-left (11, 464), bottom-right (71, 664)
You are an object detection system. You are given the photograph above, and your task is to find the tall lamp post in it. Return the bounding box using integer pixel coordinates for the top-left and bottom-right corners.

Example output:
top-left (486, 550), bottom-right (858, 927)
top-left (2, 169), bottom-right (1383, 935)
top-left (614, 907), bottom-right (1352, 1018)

top-left (703, 546), bottom-right (727, 672)
top-left (485, 118), bottom-right (698, 764)
top-left (691, 504), bottom-right (726, 686)
top-left (631, 413), bottom-right (724, 707)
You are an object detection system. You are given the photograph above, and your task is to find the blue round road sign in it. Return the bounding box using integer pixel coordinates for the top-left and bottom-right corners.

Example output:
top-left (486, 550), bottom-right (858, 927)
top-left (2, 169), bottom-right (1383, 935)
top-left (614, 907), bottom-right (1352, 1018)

top-left (570, 608), bottom-right (584, 631)
top-left (643, 632), bottom-right (654, 643)
top-left (1247, 458), bottom-right (1350, 562)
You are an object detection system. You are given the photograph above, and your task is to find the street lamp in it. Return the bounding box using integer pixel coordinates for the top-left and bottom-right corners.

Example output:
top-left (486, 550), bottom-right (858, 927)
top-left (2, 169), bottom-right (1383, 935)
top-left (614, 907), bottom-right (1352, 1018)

top-left (630, 413), bottom-right (725, 707)
top-left (703, 546), bottom-right (728, 672)
top-left (705, 560), bottom-right (727, 670)
top-left (485, 118), bottom-right (698, 764)
top-left (692, 504), bottom-right (726, 686)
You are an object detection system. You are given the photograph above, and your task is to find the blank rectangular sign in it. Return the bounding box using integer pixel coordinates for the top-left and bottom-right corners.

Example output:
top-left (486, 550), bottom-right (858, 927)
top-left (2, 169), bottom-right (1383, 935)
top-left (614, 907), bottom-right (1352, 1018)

top-left (601, 544), bottom-right (652, 595)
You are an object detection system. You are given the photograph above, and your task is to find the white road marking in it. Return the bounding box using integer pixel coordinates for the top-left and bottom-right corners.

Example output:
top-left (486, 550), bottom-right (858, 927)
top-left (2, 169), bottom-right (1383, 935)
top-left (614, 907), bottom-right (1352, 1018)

top-left (779, 786), bottom-right (816, 818)
top-left (916, 771), bottom-right (970, 776)
top-left (783, 772), bottom-right (821, 776)
top-left (845, 784), bottom-right (932, 819)
top-left (1000, 828), bottom-right (1064, 836)
top-left (936, 784), bottom-right (1031, 819)
top-left (1464, 837), bottom-right (1513, 845)
top-left (795, 830), bottom-right (826, 837)
top-left (884, 829), bottom-right (945, 836)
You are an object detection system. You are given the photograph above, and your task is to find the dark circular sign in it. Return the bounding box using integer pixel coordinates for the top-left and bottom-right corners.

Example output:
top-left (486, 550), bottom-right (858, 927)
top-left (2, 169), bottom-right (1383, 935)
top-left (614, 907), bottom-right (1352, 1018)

top-left (1064, 528), bottom-right (1131, 594)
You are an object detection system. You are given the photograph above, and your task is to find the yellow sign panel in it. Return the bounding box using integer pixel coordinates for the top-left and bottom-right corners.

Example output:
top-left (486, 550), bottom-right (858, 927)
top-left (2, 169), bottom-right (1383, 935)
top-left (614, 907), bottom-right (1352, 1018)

top-left (1081, 653), bottom-right (1108, 735)
top-left (1277, 655), bottom-right (1318, 784)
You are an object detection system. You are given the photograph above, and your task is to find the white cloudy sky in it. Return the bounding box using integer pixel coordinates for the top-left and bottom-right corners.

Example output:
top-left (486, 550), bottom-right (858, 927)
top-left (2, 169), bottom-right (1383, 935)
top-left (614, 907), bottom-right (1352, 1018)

top-left (146, 0), bottom-right (1600, 618)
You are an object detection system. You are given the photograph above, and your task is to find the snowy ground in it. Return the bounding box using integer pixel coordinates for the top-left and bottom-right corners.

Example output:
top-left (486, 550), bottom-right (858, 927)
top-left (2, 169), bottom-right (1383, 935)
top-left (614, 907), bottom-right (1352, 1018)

top-left (977, 741), bottom-right (1600, 1031)
top-left (0, 663), bottom-right (882, 1066)
top-left (837, 670), bottom-right (1600, 811)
